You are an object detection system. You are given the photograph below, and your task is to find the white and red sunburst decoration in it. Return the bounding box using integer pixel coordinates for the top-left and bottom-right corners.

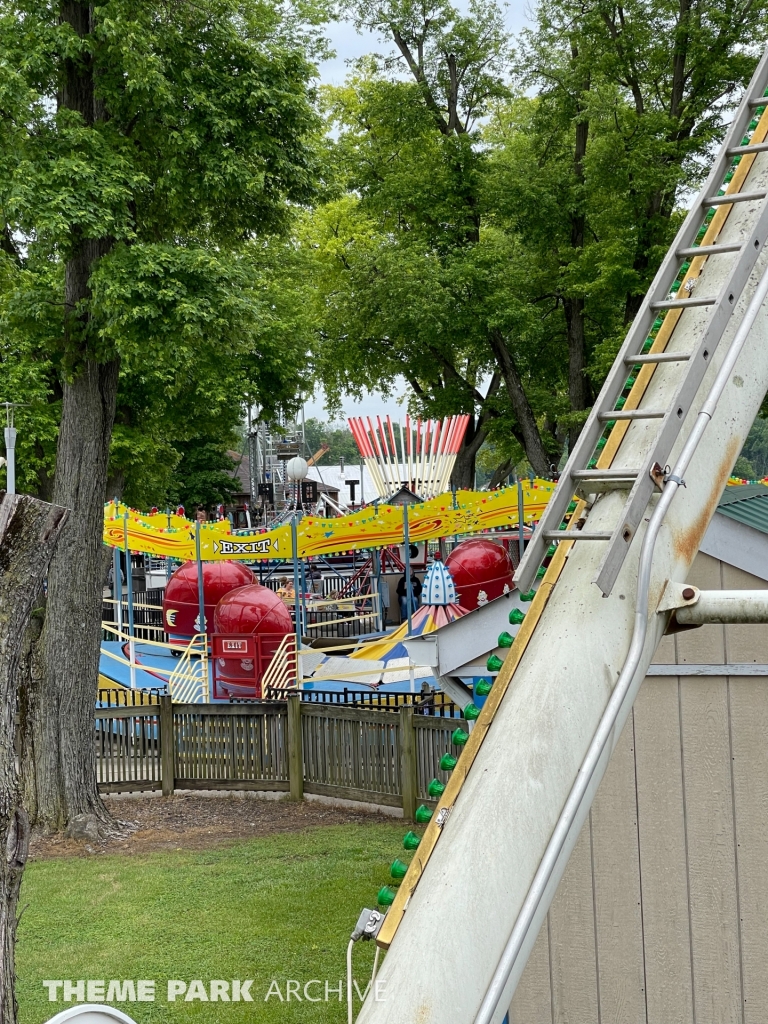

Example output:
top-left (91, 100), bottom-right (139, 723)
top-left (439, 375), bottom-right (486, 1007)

top-left (348, 414), bottom-right (470, 500)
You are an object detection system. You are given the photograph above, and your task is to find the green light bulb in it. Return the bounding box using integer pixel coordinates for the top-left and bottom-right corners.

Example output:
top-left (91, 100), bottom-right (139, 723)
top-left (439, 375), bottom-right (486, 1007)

top-left (509, 609), bottom-right (525, 625)
top-left (487, 653), bottom-right (504, 672)
top-left (475, 679), bottom-right (493, 697)
top-left (439, 753), bottom-right (458, 771)
top-left (497, 631), bottom-right (514, 648)
top-left (463, 703), bottom-right (480, 721)
top-left (403, 831), bottom-right (421, 850)
top-left (546, 544), bottom-right (556, 557)
top-left (377, 886), bottom-right (396, 907)
top-left (428, 778), bottom-right (445, 798)
top-left (390, 859), bottom-right (408, 880)
top-left (535, 566), bottom-right (546, 579)
top-left (451, 727), bottom-right (469, 746)
top-left (415, 805), bottom-right (433, 823)
top-left (519, 590), bottom-right (535, 602)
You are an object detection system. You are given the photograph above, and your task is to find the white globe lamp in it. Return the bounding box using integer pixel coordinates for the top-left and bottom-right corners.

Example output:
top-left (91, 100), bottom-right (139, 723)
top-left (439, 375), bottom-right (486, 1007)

top-left (286, 456), bottom-right (309, 482)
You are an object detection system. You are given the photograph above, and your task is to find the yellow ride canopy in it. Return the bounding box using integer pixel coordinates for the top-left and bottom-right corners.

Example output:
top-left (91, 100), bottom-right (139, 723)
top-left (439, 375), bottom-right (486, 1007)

top-left (103, 481), bottom-right (555, 561)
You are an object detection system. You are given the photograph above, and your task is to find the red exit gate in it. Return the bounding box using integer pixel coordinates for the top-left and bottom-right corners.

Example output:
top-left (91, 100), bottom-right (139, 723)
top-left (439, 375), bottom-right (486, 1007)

top-left (212, 633), bottom-right (289, 699)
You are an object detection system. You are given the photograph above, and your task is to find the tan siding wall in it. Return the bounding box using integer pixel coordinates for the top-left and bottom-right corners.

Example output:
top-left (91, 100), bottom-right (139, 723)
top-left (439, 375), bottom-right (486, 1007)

top-left (510, 552), bottom-right (768, 1024)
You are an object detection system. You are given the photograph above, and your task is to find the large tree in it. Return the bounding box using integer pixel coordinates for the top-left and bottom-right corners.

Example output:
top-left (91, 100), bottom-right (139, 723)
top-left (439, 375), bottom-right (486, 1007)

top-left (309, 8), bottom-right (563, 483)
top-left (0, 0), bottom-right (320, 832)
top-left (501, 0), bottom-right (768, 450)
top-left (311, 0), bottom-right (768, 482)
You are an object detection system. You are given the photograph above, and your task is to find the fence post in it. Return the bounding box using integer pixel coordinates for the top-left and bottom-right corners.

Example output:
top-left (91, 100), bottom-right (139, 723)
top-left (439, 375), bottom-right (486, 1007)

top-left (287, 693), bottom-right (304, 801)
top-left (160, 695), bottom-right (174, 797)
top-left (400, 706), bottom-right (417, 821)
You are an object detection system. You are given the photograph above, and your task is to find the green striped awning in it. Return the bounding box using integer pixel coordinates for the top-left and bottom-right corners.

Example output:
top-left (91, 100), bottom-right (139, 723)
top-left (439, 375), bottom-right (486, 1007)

top-left (717, 485), bottom-right (768, 534)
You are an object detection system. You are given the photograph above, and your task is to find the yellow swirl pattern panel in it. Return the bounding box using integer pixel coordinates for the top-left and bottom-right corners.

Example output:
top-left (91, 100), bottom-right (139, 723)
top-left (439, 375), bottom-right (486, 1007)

top-left (104, 481), bottom-right (556, 561)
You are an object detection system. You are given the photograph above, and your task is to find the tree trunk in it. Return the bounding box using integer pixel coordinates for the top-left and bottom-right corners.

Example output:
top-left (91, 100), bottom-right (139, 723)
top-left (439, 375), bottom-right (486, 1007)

top-left (16, 601), bottom-right (45, 823)
top-left (487, 330), bottom-right (551, 476)
top-left (21, 0), bottom-right (120, 834)
top-left (0, 492), bottom-right (67, 1023)
top-left (26, 358), bottom-right (120, 832)
top-left (488, 458), bottom-right (514, 489)
top-left (623, 188), bottom-right (671, 324)
top-left (564, 63), bottom-right (591, 451)
top-left (563, 294), bottom-right (591, 450)
top-left (451, 416), bottom-right (488, 489)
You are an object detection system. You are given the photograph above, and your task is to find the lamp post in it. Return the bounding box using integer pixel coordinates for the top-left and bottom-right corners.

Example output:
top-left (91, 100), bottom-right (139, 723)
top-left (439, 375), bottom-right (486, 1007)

top-left (403, 503), bottom-right (413, 634)
top-left (2, 403), bottom-right (27, 495)
top-left (286, 457), bottom-right (309, 646)
top-left (517, 475), bottom-right (525, 563)
top-left (123, 512), bottom-right (136, 690)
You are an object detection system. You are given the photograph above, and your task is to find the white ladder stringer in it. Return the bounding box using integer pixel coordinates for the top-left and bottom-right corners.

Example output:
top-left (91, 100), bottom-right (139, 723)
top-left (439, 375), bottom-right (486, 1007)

top-left (515, 46), bottom-right (768, 597)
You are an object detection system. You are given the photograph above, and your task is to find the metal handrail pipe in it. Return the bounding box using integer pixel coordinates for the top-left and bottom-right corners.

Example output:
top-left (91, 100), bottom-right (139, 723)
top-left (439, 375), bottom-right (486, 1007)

top-left (676, 590), bottom-right (768, 623)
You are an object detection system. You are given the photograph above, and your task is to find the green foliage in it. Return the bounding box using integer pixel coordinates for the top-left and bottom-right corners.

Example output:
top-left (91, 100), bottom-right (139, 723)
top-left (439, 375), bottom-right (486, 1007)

top-left (514, 0), bottom-right (768, 322)
top-left (0, 0), bottom-right (323, 501)
top-left (302, 417), bottom-right (360, 464)
top-left (305, 22), bottom-right (570, 478)
top-left (738, 418), bottom-right (768, 479)
top-left (343, 0), bottom-right (511, 132)
top-left (308, 0), bottom-right (768, 481)
top-left (733, 455), bottom-right (756, 479)
top-left (165, 438), bottom-right (240, 512)
top-left (307, 55), bottom-right (517, 419)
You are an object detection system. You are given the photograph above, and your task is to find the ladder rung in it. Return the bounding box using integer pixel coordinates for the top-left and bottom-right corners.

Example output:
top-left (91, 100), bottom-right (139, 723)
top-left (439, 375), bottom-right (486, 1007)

top-left (748, 95), bottom-right (768, 107)
top-left (575, 480), bottom-right (635, 495)
top-left (650, 296), bottom-right (717, 310)
top-left (704, 190), bottom-right (768, 206)
top-left (625, 352), bottom-right (691, 364)
top-left (597, 409), bottom-right (666, 421)
top-left (727, 141), bottom-right (768, 156)
top-left (571, 470), bottom-right (638, 481)
top-left (677, 242), bottom-right (742, 258)
top-left (542, 531), bottom-right (613, 541)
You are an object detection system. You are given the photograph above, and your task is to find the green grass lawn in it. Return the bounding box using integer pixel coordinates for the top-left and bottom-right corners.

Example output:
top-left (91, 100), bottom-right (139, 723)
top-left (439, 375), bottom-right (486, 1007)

top-left (17, 823), bottom-right (405, 1023)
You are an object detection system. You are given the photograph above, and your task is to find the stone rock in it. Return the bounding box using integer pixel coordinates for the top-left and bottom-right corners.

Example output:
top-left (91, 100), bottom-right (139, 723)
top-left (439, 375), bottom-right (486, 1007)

top-left (67, 813), bottom-right (101, 842)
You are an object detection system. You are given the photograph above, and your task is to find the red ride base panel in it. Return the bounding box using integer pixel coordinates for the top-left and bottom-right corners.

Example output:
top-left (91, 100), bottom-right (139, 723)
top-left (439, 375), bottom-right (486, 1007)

top-left (212, 633), bottom-right (292, 700)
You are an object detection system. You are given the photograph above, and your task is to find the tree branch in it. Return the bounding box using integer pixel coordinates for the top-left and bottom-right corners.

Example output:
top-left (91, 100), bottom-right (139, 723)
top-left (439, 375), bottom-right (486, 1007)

top-left (391, 27), bottom-right (451, 136)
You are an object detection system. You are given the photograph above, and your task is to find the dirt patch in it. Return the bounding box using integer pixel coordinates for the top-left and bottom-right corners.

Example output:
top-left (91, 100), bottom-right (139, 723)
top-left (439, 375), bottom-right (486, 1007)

top-left (28, 794), bottom-right (395, 861)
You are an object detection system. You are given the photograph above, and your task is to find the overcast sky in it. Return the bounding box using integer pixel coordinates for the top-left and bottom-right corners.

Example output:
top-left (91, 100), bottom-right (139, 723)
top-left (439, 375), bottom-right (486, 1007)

top-left (304, 1), bottom-right (534, 424)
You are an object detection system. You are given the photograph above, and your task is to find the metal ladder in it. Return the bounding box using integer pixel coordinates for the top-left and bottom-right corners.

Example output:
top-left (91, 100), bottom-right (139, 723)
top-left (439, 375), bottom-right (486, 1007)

top-left (515, 46), bottom-right (768, 597)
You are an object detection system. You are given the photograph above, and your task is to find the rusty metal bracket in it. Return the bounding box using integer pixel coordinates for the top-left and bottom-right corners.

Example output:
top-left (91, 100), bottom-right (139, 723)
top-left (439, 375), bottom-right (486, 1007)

top-left (650, 462), bottom-right (666, 490)
top-left (657, 580), bottom-right (701, 613)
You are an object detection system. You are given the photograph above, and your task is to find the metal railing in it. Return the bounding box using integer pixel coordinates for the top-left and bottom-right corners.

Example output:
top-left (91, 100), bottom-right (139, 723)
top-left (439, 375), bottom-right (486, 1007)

top-left (101, 593), bottom-right (166, 643)
top-left (97, 687), bottom-right (162, 707)
top-left (167, 634), bottom-right (209, 704)
top-left (274, 687), bottom-right (459, 717)
top-left (260, 633), bottom-right (298, 693)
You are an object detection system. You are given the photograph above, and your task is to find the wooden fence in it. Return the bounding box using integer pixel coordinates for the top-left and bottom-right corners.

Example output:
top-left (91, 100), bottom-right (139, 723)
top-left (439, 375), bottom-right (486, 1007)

top-left (94, 696), bottom-right (463, 817)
